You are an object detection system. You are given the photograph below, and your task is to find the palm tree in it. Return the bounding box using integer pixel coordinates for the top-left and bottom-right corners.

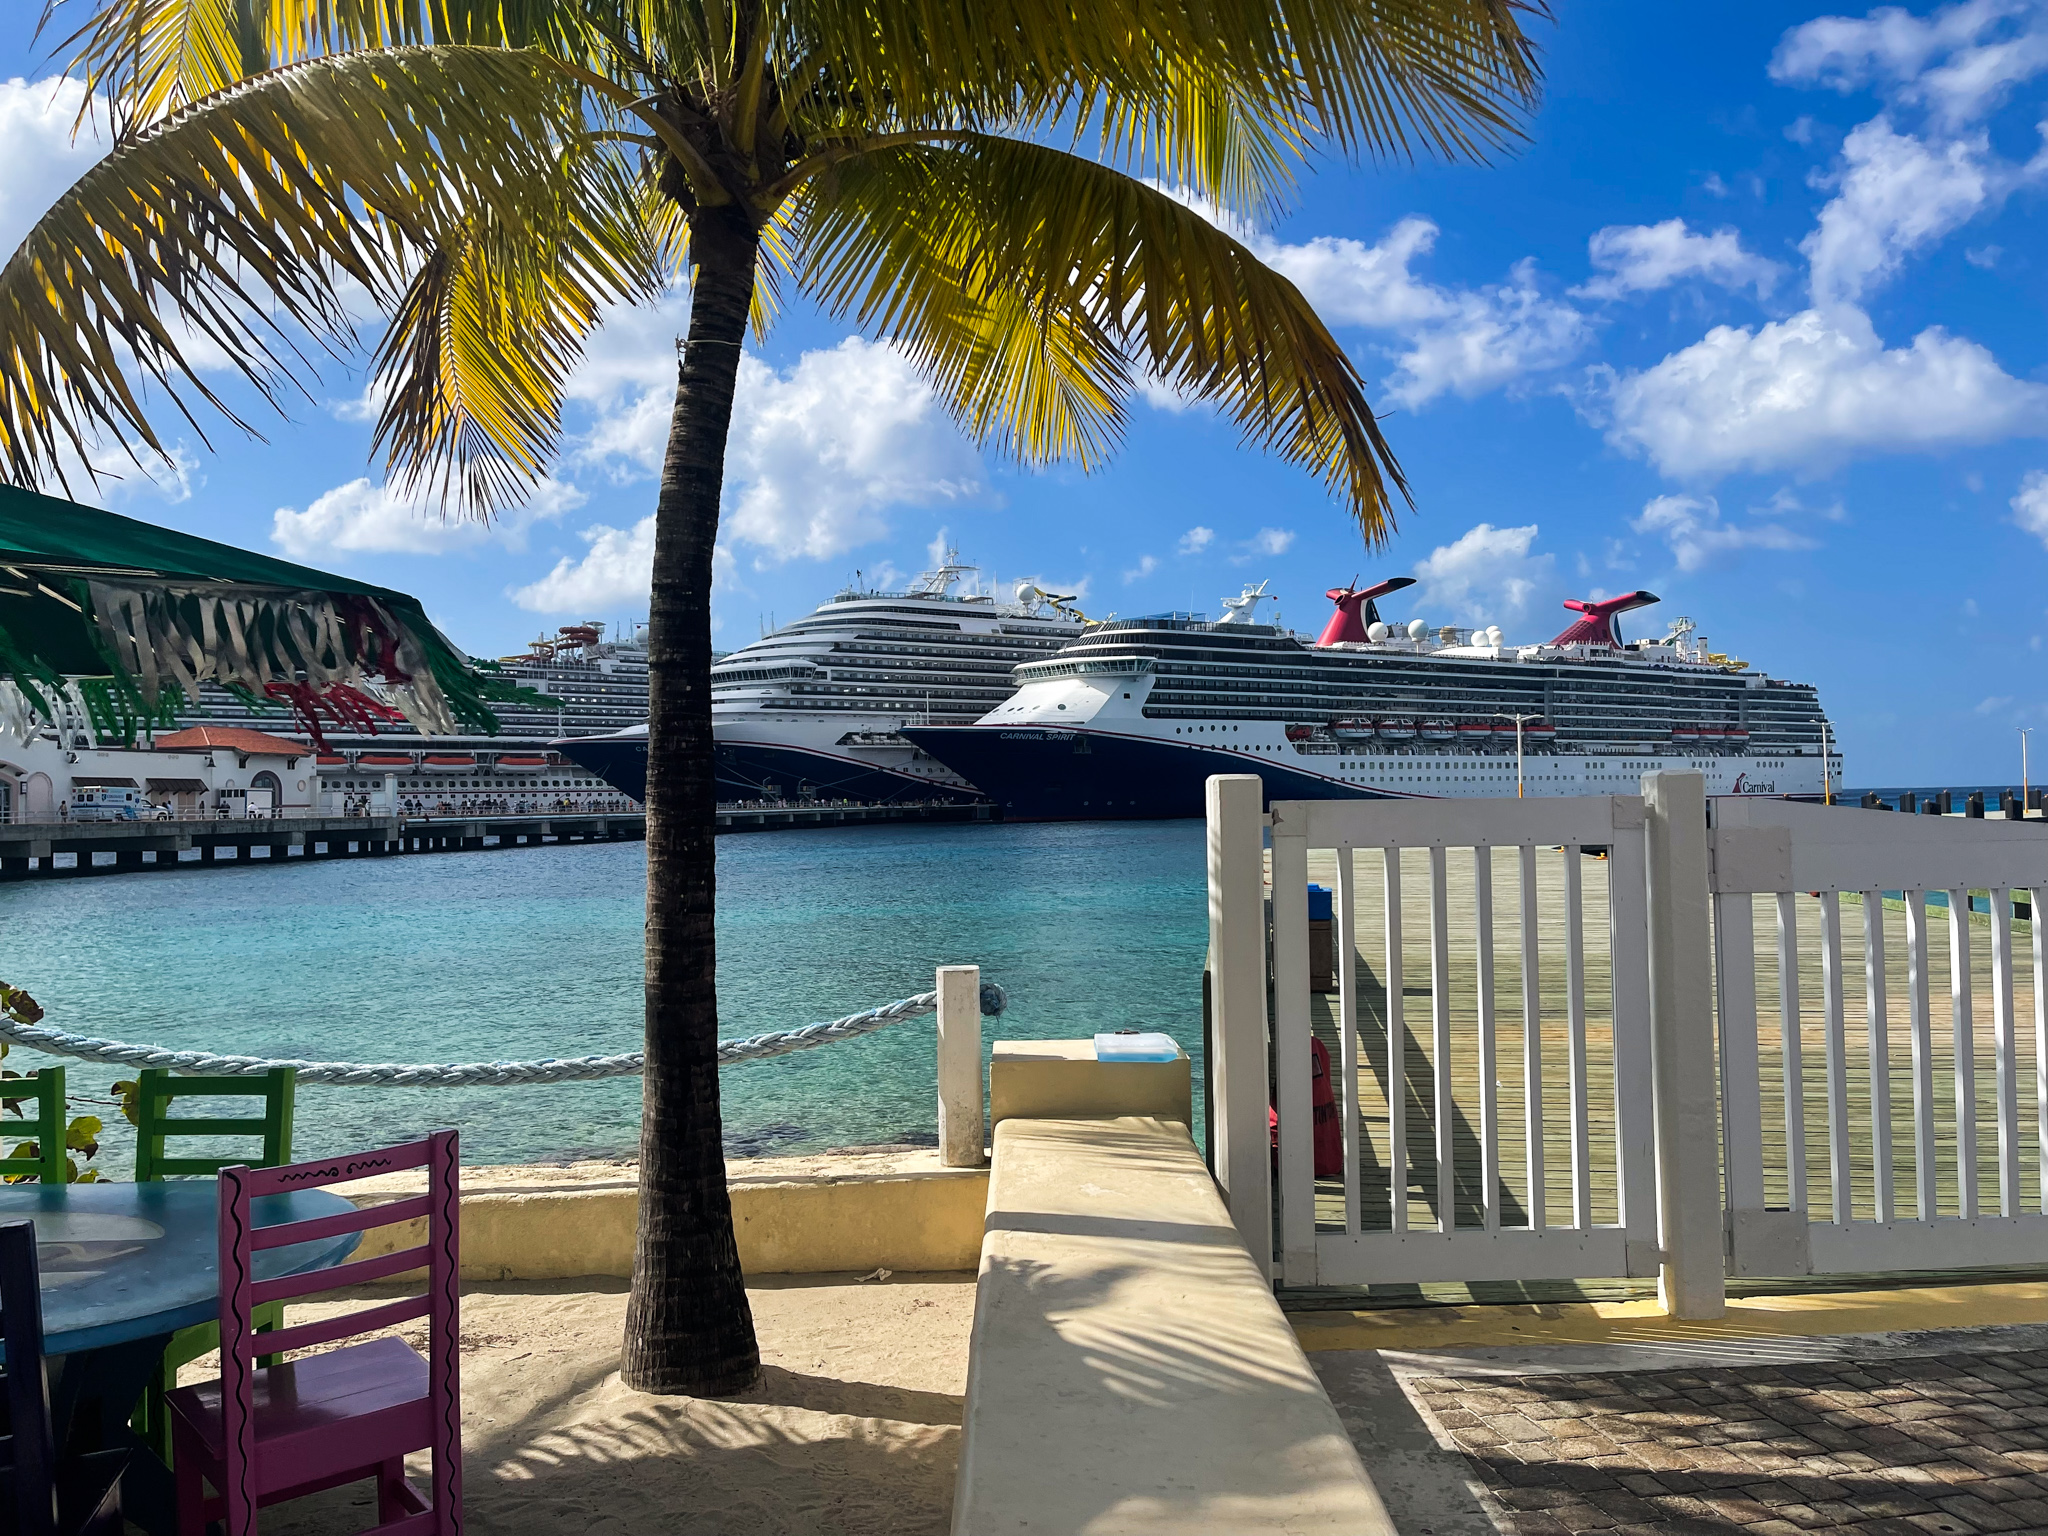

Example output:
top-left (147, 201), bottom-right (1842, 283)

top-left (9, 0), bottom-right (1545, 1394)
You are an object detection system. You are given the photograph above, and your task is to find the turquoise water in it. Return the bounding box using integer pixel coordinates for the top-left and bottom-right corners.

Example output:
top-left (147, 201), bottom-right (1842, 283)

top-left (0, 822), bottom-right (1210, 1170)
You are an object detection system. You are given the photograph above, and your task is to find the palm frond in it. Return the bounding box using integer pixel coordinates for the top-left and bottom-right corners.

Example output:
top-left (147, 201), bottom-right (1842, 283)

top-left (798, 137), bottom-right (1405, 538)
top-left (368, 141), bottom-right (659, 511)
top-left (44, 0), bottom-right (609, 122)
top-left (766, 0), bottom-right (1545, 166)
top-left (0, 45), bottom-right (599, 503)
top-left (1081, 64), bottom-right (1306, 222)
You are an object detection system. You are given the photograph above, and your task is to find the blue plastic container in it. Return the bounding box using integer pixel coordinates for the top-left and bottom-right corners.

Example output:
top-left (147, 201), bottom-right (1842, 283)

top-left (1307, 883), bottom-right (1334, 921)
top-left (1094, 1031), bottom-right (1182, 1063)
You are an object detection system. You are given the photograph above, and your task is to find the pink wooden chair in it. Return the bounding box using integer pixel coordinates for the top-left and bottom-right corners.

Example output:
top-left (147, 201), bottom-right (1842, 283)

top-left (165, 1131), bottom-right (462, 1535)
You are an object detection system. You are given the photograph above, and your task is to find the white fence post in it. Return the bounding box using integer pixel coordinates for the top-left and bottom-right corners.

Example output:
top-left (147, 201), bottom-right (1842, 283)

top-left (937, 964), bottom-right (985, 1167)
top-left (1643, 771), bottom-right (1727, 1319)
top-left (1207, 774), bottom-right (1273, 1277)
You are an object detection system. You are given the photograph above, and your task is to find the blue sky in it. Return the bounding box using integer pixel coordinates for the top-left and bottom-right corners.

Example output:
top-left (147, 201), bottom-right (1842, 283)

top-left (4, 2), bottom-right (2048, 784)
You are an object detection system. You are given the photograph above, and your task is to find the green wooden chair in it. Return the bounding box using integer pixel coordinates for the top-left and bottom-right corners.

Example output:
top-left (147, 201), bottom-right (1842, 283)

top-left (131, 1066), bottom-right (296, 1463)
top-left (4, 1065), bottom-right (72, 1183)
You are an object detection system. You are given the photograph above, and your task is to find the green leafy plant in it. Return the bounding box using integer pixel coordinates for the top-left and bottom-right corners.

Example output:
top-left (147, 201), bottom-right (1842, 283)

top-left (0, 982), bottom-right (104, 1182)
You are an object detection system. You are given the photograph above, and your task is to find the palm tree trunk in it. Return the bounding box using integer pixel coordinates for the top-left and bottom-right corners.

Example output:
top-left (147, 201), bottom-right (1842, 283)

top-left (622, 204), bottom-right (761, 1396)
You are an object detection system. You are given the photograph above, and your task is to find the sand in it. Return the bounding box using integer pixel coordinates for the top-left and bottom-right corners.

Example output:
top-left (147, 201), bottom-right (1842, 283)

top-left (214, 1269), bottom-right (978, 1535)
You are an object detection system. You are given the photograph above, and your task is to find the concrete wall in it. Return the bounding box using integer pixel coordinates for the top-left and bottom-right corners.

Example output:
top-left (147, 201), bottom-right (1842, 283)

top-left (340, 1043), bottom-right (1190, 1281)
top-left (346, 1153), bottom-right (989, 1279)
top-left (989, 1039), bottom-right (1192, 1128)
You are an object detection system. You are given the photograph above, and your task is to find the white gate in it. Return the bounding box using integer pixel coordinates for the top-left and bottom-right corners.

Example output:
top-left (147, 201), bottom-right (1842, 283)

top-left (1251, 792), bottom-right (1662, 1288)
top-left (1711, 797), bottom-right (2048, 1275)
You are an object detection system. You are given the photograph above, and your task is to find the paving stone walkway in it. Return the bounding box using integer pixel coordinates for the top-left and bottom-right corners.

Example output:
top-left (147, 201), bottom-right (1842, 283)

top-left (1410, 1349), bottom-right (2048, 1536)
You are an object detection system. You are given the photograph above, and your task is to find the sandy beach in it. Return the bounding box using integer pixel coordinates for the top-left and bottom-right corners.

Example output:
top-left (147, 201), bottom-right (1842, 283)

top-left (236, 1268), bottom-right (976, 1535)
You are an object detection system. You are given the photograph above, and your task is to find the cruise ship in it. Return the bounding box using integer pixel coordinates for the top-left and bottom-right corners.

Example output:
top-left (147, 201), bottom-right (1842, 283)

top-left (175, 622), bottom-right (650, 811)
top-left (557, 555), bottom-right (1088, 803)
top-left (902, 581), bottom-right (1840, 819)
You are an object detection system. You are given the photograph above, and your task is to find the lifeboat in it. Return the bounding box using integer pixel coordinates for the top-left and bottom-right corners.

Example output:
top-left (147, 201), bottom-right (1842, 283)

top-left (1493, 721), bottom-right (1520, 740)
top-left (419, 755), bottom-right (477, 773)
top-left (1724, 726), bottom-right (1751, 748)
top-left (1330, 718), bottom-right (1378, 740)
top-left (316, 755), bottom-right (347, 769)
top-left (356, 754), bottom-right (414, 770)
top-left (1695, 726), bottom-right (1727, 742)
top-left (1456, 721), bottom-right (1494, 744)
top-left (1420, 719), bottom-right (1457, 742)
top-left (1670, 725), bottom-right (1701, 746)
top-left (492, 755), bottom-right (551, 773)
top-left (1378, 717), bottom-right (1418, 742)
top-left (1525, 720), bottom-right (1558, 744)
top-left (1285, 724), bottom-right (1315, 742)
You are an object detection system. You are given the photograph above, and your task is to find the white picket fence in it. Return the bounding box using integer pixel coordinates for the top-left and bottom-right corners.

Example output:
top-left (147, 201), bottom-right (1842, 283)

top-left (1206, 772), bottom-right (2048, 1317)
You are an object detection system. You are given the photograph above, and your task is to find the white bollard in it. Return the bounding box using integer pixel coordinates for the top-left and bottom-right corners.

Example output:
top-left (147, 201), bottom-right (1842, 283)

top-left (1643, 770), bottom-right (1727, 1320)
top-left (936, 965), bottom-right (985, 1167)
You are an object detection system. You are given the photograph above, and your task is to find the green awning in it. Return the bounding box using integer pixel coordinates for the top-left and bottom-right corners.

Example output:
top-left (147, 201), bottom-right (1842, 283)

top-left (0, 483), bottom-right (527, 744)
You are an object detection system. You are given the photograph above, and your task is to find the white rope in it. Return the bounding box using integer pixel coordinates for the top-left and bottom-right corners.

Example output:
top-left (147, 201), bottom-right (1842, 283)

top-left (0, 982), bottom-right (1007, 1086)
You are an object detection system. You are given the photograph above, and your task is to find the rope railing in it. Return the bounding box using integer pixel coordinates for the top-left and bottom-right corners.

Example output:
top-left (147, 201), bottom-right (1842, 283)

top-left (0, 982), bottom-right (1007, 1087)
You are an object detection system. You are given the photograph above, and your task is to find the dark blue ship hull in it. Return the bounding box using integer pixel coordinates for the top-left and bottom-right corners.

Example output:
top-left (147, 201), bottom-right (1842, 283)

top-left (556, 731), bottom-right (986, 806)
top-left (900, 725), bottom-right (1391, 820)
top-left (555, 734), bottom-right (648, 802)
top-left (712, 739), bottom-right (984, 804)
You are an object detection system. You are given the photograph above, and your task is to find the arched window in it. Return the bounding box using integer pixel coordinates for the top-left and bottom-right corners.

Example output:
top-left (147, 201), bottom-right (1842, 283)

top-left (249, 770), bottom-right (282, 816)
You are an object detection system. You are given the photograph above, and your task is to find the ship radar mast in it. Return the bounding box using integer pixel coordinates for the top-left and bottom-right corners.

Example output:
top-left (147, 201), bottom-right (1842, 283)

top-left (1215, 581), bottom-right (1278, 625)
top-left (909, 546), bottom-right (977, 598)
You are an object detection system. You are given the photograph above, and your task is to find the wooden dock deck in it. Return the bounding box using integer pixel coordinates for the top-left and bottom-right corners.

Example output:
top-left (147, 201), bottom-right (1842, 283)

top-left (1296, 846), bottom-right (2043, 1237)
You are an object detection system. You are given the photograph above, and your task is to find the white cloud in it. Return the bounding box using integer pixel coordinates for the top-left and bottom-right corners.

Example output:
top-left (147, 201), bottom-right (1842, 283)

top-left (2011, 468), bottom-right (2048, 547)
top-left (1230, 527), bottom-right (1295, 564)
top-left (570, 334), bottom-right (983, 563)
top-left (1381, 261), bottom-right (1590, 408)
top-left (511, 517), bottom-right (658, 612)
top-left (1601, 305), bottom-right (2048, 479)
top-left (1122, 554), bottom-right (1160, 584)
top-left (273, 476), bottom-right (584, 558)
top-left (1967, 242), bottom-right (2005, 266)
top-left (1174, 205), bottom-right (1588, 407)
top-left (1575, 219), bottom-right (1785, 300)
top-left (1177, 526), bottom-right (1215, 555)
top-left (1771, 0), bottom-right (2048, 126)
top-left (1262, 217), bottom-right (1455, 329)
top-left (1411, 522), bottom-right (1554, 623)
top-left (1136, 374), bottom-right (1202, 413)
top-left (1802, 118), bottom-right (1996, 305)
top-left (1977, 694), bottom-right (2016, 713)
top-left (1632, 493), bottom-right (1818, 571)
top-left (0, 78), bottom-right (105, 261)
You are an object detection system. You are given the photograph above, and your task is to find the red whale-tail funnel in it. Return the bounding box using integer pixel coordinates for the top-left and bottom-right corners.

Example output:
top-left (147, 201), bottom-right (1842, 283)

top-left (1547, 590), bottom-right (1659, 648)
top-left (1317, 577), bottom-right (1417, 646)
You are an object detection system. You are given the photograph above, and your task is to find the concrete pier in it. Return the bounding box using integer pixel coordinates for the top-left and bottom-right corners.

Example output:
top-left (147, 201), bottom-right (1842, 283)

top-left (0, 800), bottom-right (1000, 877)
top-left (0, 812), bottom-right (645, 879)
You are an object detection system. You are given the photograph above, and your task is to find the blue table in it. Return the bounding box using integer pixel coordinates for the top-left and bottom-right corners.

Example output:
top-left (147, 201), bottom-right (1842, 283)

top-left (0, 1182), bottom-right (361, 1355)
top-left (0, 1181), bottom-right (363, 1533)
